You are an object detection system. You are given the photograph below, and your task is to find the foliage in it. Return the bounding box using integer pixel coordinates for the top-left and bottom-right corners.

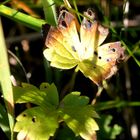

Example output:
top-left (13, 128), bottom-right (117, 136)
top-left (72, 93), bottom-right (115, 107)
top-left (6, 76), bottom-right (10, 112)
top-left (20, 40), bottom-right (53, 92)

top-left (97, 115), bottom-right (122, 140)
top-left (0, 104), bottom-right (10, 139)
top-left (13, 83), bottom-right (99, 140)
top-left (0, 0), bottom-right (140, 140)
top-left (0, 17), bottom-right (14, 140)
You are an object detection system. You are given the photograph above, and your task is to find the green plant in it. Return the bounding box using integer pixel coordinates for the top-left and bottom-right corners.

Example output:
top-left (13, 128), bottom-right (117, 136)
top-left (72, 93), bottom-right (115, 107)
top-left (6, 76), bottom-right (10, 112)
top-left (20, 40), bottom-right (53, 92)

top-left (0, 0), bottom-right (140, 140)
top-left (13, 83), bottom-right (99, 139)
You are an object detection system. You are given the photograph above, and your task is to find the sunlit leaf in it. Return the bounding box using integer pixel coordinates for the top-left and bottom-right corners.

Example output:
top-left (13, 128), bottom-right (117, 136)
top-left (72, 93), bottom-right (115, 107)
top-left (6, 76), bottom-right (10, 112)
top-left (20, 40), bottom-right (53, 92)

top-left (14, 107), bottom-right (59, 140)
top-left (13, 83), bottom-right (59, 109)
top-left (14, 83), bottom-right (99, 140)
top-left (0, 18), bottom-right (14, 139)
top-left (39, 82), bottom-right (59, 107)
top-left (60, 92), bottom-right (99, 140)
top-left (43, 9), bottom-right (125, 86)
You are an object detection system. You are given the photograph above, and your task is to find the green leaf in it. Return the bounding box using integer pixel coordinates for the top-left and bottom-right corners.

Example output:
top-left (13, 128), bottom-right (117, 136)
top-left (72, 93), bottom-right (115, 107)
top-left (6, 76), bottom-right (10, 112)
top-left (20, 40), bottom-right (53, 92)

top-left (13, 83), bottom-right (47, 106)
top-left (97, 115), bottom-right (122, 139)
top-left (14, 107), bottom-right (59, 140)
top-left (14, 83), bottom-right (60, 139)
top-left (0, 104), bottom-right (10, 139)
top-left (40, 83), bottom-right (59, 107)
top-left (13, 83), bottom-right (59, 109)
top-left (61, 92), bottom-right (90, 107)
top-left (0, 18), bottom-right (14, 139)
top-left (60, 92), bottom-right (99, 140)
top-left (14, 83), bottom-right (99, 139)
top-left (78, 60), bottom-right (104, 85)
top-left (56, 124), bottom-right (81, 140)
top-left (43, 46), bottom-right (78, 69)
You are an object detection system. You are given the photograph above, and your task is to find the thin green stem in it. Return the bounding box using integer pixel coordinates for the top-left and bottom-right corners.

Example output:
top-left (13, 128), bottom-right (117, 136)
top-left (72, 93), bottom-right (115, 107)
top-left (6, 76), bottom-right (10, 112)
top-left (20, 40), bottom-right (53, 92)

top-left (63, 0), bottom-right (72, 8)
top-left (95, 100), bottom-right (140, 111)
top-left (60, 67), bottom-right (79, 99)
top-left (0, 5), bottom-right (45, 31)
top-left (91, 80), bottom-right (110, 105)
top-left (124, 41), bottom-right (140, 62)
top-left (110, 26), bottom-right (140, 67)
top-left (42, 0), bottom-right (57, 26)
top-left (91, 86), bottom-right (103, 105)
top-left (72, 0), bottom-right (81, 22)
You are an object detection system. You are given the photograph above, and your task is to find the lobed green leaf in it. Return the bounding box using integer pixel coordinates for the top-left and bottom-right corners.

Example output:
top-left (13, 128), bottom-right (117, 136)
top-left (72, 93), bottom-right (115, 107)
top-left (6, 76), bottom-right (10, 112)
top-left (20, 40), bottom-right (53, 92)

top-left (14, 83), bottom-right (99, 139)
top-left (59, 92), bottom-right (99, 139)
top-left (14, 107), bottom-right (59, 140)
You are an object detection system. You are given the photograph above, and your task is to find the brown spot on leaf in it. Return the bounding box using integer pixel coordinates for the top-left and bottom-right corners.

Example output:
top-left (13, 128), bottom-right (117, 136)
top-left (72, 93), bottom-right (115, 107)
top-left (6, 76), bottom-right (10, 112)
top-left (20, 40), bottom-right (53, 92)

top-left (61, 20), bottom-right (67, 28)
top-left (32, 116), bottom-right (36, 123)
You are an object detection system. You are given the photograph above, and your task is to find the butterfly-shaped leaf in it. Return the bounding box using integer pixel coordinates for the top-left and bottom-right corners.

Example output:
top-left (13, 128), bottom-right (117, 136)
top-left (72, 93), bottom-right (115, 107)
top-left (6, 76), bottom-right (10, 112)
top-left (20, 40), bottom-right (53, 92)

top-left (43, 9), bottom-right (125, 85)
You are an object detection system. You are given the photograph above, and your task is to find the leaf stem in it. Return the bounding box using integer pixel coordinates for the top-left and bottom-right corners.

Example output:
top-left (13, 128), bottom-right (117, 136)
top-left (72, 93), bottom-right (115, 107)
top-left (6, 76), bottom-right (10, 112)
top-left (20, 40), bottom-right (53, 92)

top-left (95, 100), bottom-right (140, 111)
top-left (72, 0), bottom-right (81, 22)
top-left (63, 0), bottom-right (72, 8)
top-left (60, 67), bottom-right (79, 99)
top-left (0, 5), bottom-right (45, 31)
top-left (91, 86), bottom-right (103, 105)
top-left (91, 80), bottom-right (111, 105)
